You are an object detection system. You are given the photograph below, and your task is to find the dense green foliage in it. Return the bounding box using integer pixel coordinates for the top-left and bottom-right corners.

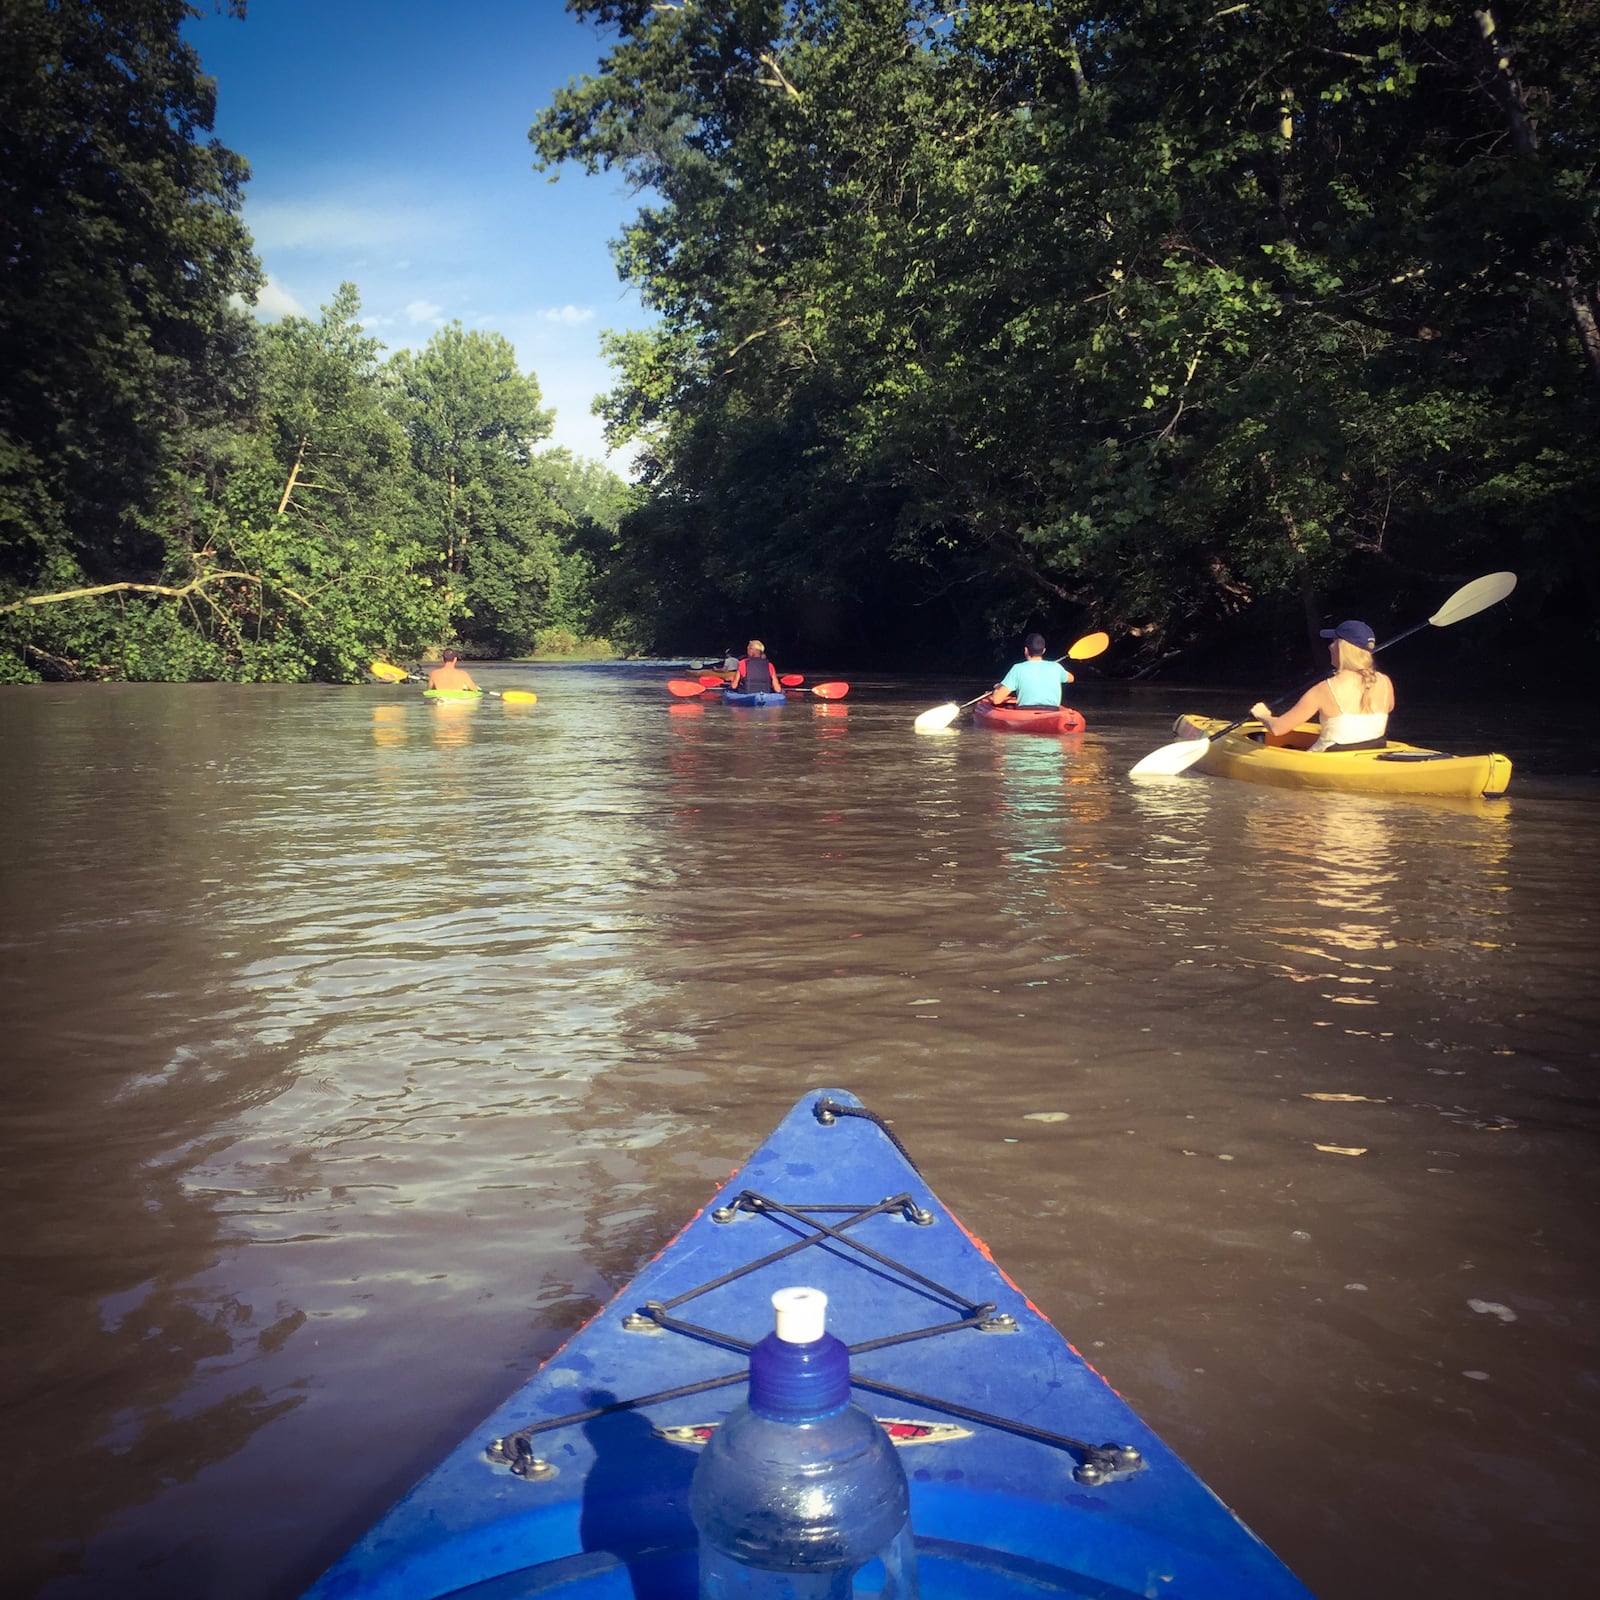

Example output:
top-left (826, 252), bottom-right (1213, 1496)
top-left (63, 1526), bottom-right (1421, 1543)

top-left (0, 1), bottom-right (626, 682)
top-left (537, 447), bottom-right (647, 652)
top-left (389, 324), bottom-right (566, 660)
top-left (5, 2), bottom-right (1590, 680)
top-left (535, 0), bottom-right (1598, 668)
top-left (0, 0), bottom-right (260, 675)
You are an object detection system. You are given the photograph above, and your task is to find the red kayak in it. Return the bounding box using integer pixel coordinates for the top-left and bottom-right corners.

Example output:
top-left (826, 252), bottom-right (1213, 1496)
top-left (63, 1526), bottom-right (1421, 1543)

top-left (973, 700), bottom-right (1086, 736)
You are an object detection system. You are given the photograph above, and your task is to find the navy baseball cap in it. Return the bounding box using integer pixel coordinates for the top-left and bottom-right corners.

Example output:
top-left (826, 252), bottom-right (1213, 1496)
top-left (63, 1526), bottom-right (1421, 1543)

top-left (1320, 620), bottom-right (1376, 649)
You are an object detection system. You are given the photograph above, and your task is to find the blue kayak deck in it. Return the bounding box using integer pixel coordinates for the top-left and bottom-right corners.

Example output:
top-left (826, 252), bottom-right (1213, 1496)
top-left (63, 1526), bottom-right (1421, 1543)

top-left (304, 1091), bottom-right (1314, 1598)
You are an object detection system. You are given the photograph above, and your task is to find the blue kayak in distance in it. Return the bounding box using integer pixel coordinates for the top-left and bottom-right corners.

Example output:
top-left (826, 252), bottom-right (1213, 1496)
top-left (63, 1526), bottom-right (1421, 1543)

top-left (302, 1091), bottom-right (1315, 1599)
top-left (720, 688), bottom-right (787, 706)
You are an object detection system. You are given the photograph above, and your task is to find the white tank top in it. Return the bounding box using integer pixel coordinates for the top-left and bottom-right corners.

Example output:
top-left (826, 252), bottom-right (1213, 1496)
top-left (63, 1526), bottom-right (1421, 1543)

top-left (1309, 677), bottom-right (1388, 751)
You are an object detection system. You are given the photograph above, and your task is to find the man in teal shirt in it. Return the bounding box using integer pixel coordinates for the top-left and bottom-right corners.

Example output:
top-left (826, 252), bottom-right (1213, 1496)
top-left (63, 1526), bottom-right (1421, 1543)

top-left (993, 634), bottom-right (1074, 707)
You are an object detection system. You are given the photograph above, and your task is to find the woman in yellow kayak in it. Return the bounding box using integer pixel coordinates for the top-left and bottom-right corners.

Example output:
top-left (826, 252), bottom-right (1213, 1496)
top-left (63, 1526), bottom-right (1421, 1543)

top-left (1251, 620), bottom-right (1395, 751)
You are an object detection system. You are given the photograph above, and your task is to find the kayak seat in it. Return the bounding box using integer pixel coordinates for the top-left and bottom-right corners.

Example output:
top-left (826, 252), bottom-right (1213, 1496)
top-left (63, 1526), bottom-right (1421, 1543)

top-left (1262, 730), bottom-right (1387, 752)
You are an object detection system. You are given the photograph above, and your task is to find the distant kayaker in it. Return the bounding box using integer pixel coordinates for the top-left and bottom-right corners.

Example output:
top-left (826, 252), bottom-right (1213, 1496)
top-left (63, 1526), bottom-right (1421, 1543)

top-left (427, 649), bottom-right (480, 693)
top-left (733, 640), bottom-right (782, 694)
top-left (991, 634), bottom-right (1074, 708)
top-left (1251, 620), bottom-right (1394, 751)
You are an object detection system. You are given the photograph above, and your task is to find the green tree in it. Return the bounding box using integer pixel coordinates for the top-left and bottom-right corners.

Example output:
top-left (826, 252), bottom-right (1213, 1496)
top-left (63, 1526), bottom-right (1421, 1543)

top-left (535, 448), bottom-right (640, 650)
top-left (387, 324), bottom-right (572, 657)
top-left (0, 284), bottom-right (453, 682)
top-left (533, 0), bottom-right (1598, 666)
top-left (193, 284), bottom-right (451, 680)
top-left (0, 0), bottom-right (262, 678)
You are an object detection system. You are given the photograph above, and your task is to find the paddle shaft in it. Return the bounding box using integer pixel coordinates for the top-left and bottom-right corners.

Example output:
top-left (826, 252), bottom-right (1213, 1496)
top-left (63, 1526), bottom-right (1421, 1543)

top-left (1202, 622), bottom-right (1418, 747)
top-left (699, 669), bottom-right (797, 688)
top-left (411, 675), bottom-right (529, 702)
top-left (671, 677), bottom-right (848, 699)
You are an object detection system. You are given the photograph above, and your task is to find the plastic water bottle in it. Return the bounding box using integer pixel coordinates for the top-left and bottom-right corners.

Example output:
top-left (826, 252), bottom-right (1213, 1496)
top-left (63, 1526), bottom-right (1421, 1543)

top-left (690, 1286), bottom-right (919, 1599)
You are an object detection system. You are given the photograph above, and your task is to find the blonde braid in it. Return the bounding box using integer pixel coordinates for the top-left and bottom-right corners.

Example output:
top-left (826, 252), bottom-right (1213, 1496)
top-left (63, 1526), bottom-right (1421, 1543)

top-left (1335, 640), bottom-right (1379, 711)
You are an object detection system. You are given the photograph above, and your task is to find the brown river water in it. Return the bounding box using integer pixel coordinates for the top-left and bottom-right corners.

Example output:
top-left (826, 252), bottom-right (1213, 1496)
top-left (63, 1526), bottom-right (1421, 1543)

top-left (1, 663), bottom-right (1596, 1600)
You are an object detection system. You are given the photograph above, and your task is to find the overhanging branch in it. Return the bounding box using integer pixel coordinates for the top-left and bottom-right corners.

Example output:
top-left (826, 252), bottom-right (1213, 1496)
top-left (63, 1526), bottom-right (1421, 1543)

top-left (2, 570), bottom-right (311, 616)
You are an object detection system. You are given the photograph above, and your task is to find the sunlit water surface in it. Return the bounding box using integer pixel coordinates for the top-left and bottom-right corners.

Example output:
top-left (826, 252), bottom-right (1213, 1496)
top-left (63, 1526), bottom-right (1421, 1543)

top-left (1, 665), bottom-right (1595, 1600)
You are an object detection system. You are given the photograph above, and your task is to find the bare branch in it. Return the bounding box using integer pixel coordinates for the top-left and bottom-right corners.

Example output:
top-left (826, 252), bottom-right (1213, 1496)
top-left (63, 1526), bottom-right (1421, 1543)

top-left (2, 570), bottom-right (311, 616)
top-left (277, 436), bottom-right (310, 516)
top-left (757, 50), bottom-right (801, 101)
top-left (721, 317), bottom-right (798, 369)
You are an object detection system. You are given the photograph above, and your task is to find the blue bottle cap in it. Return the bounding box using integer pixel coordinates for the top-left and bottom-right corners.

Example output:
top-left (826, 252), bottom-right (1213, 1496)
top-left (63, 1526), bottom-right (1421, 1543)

top-left (748, 1287), bottom-right (851, 1420)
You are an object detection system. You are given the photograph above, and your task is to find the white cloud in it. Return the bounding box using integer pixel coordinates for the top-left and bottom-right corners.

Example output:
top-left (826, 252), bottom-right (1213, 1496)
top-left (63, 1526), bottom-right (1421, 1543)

top-left (405, 299), bottom-right (444, 325)
top-left (245, 196), bottom-right (443, 253)
top-left (539, 304), bottom-right (595, 326)
top-left (232, 273), bottom-right (307, 321)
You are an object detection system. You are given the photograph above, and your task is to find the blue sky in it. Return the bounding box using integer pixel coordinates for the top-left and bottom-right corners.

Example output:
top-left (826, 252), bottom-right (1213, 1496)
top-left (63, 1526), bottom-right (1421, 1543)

top-left (184, 0), bottom-right (653, 470)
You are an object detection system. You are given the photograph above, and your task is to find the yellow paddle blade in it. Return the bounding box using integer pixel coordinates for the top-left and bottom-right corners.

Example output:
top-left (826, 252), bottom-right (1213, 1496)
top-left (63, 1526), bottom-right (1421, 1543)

top-left (369, 661), bottom-right (410, 683)
top-left (913, 702), bottom-right (961, 733)
top-left (1067, 631), bottom-right (1110, 661)
top-left (500, 690), bottom-right (537, 704)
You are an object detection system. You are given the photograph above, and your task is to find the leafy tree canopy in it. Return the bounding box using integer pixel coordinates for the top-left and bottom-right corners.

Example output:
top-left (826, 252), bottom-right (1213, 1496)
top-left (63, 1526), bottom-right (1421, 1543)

top-left (534, 0), bottom-right (1598, 670)
top-left (0, 0), bottom-right (261, 612)
top-left (389, 324), bottom-right (570, 658)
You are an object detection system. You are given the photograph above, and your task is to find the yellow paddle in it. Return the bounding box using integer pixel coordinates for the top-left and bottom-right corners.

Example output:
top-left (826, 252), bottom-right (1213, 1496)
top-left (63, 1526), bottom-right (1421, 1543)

top-left (913, 633), bottom-right (1110, 733)
top-left (368, 661), bottom-right (538, 704)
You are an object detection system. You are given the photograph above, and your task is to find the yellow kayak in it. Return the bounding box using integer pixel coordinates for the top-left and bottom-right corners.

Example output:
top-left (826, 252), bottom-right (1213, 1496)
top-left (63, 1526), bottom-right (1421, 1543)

top-left (1174, 716), bottom-right (1513, 798)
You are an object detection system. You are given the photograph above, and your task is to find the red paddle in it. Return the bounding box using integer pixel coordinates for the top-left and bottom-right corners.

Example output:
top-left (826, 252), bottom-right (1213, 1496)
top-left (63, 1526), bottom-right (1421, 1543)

top-left (671, 675), bottom-right (849, 700)
top-left (780, 674), bottom-right (851, 696)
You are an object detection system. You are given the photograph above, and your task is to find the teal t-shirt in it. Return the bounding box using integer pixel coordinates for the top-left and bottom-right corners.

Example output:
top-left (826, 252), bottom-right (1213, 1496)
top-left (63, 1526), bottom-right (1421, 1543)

top-left (1000, 658), bottom-right (1070, 707)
